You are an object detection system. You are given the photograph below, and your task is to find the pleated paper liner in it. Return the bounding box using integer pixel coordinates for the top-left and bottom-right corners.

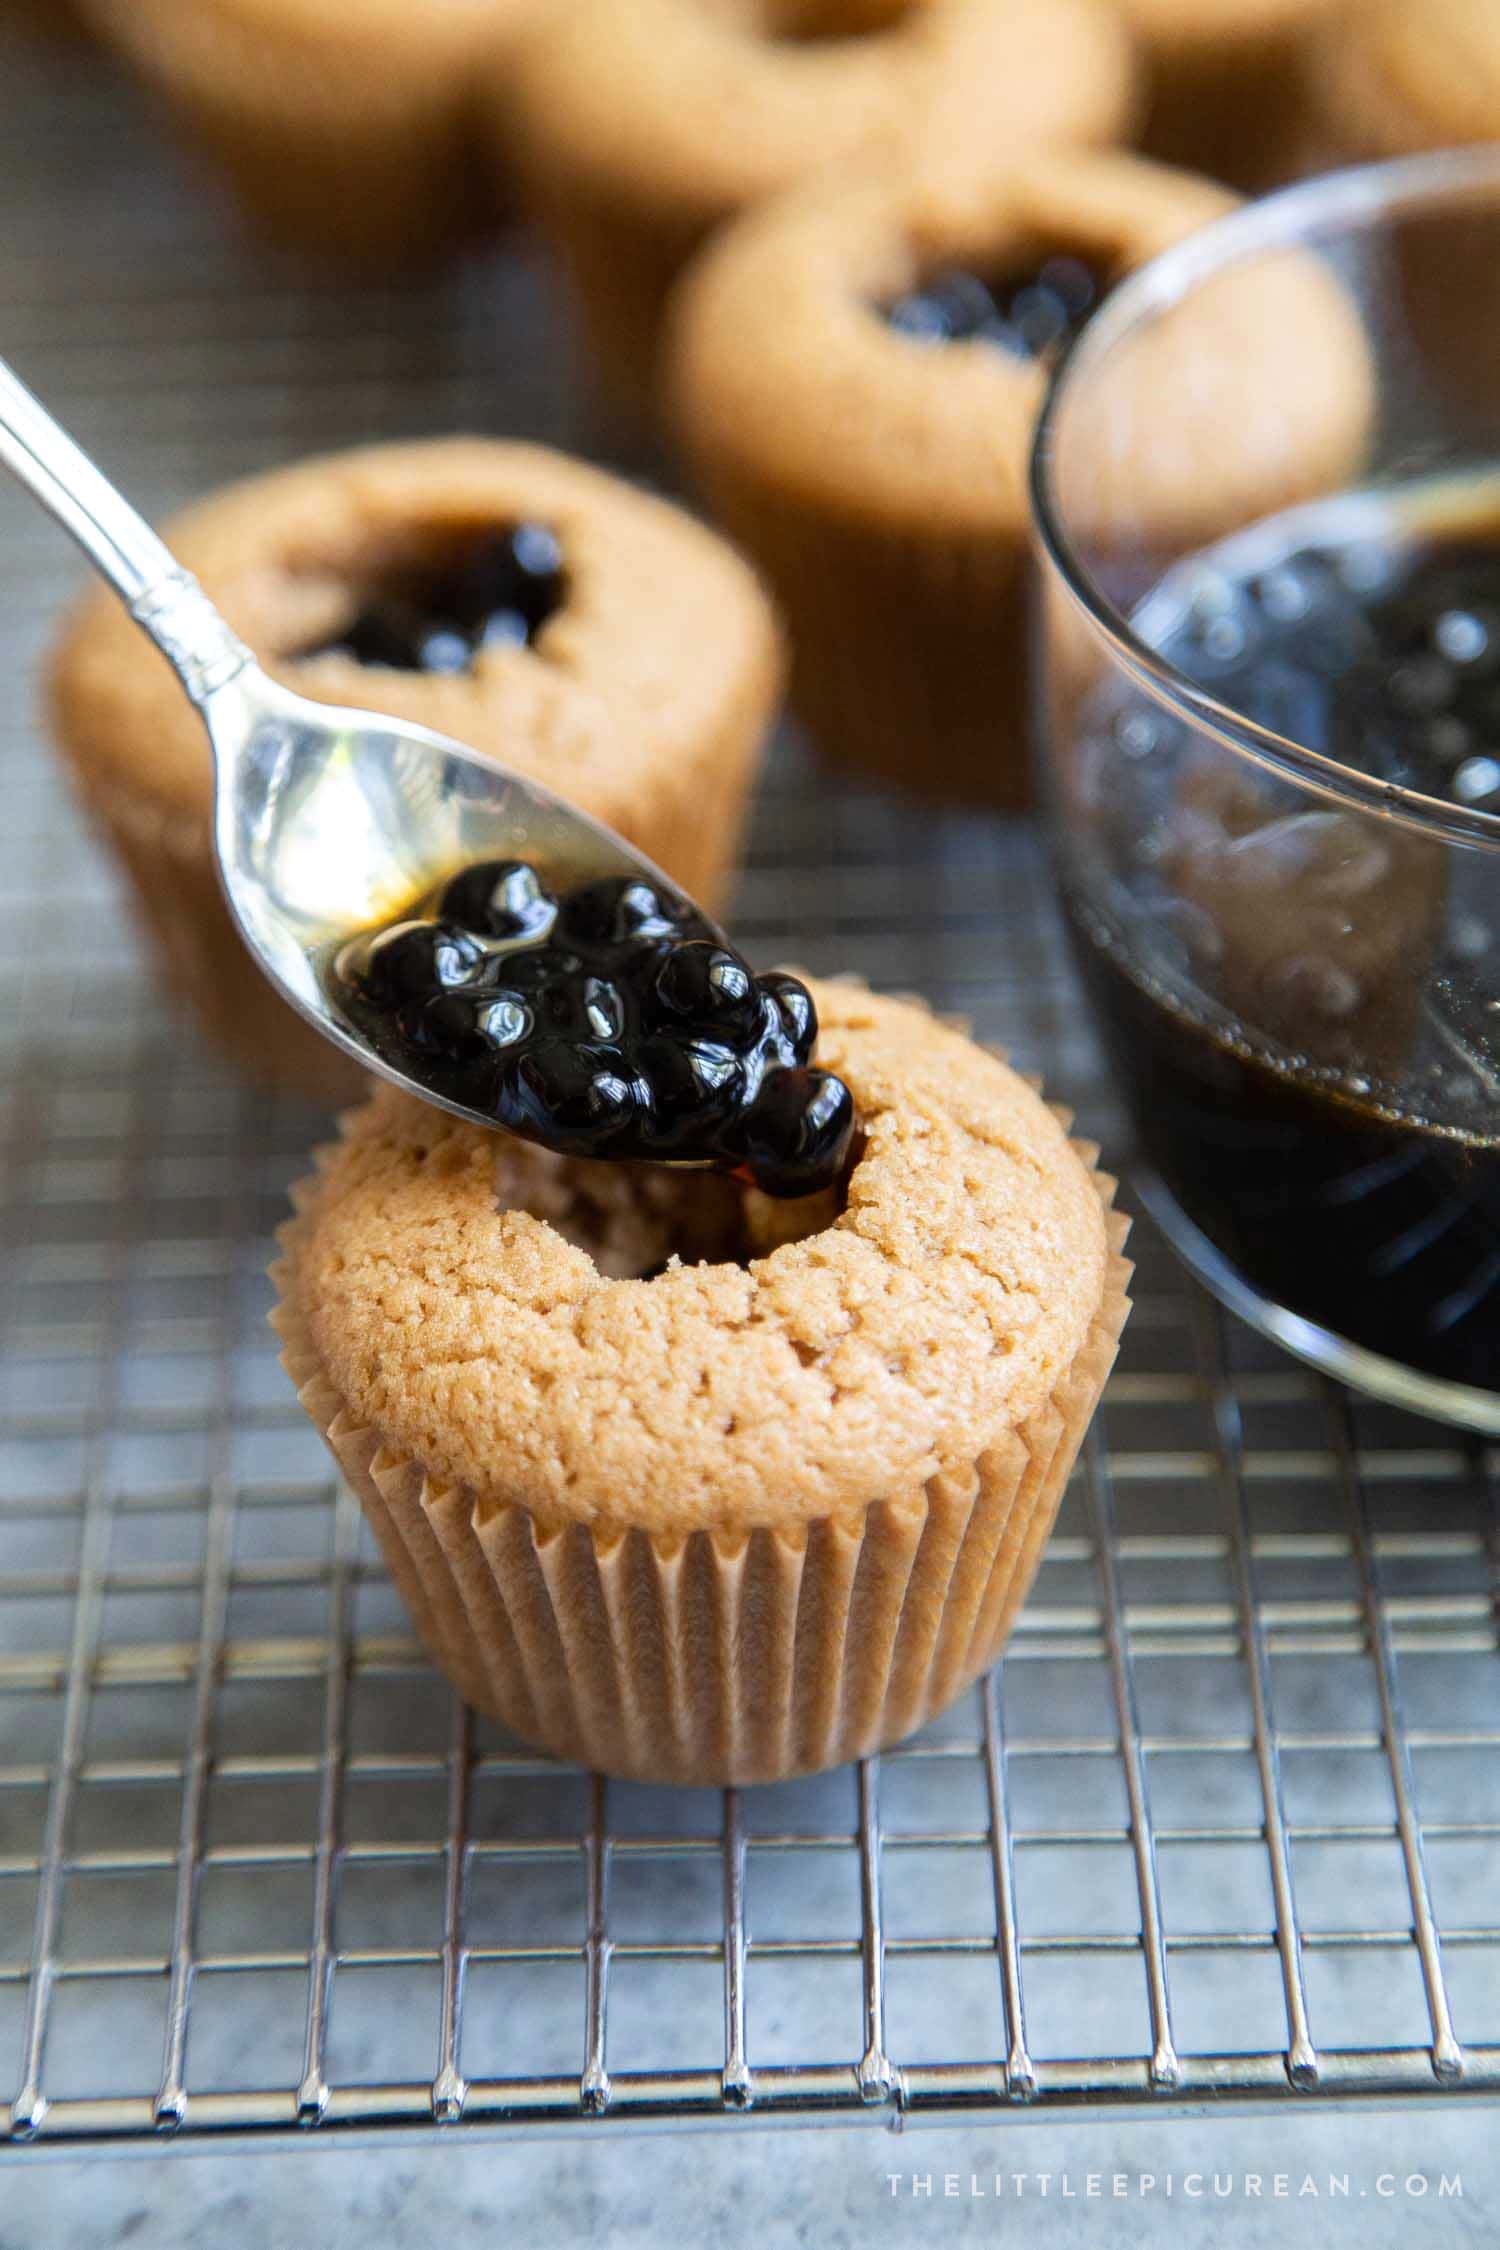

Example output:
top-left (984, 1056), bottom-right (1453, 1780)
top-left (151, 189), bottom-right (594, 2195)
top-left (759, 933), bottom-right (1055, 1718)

top-left (271, 1087), bottom-right (1131, 1788)
top-left (686, 462), bottom-right (1036, 809)
top-left (63, 761), bottom-right (368, 1108)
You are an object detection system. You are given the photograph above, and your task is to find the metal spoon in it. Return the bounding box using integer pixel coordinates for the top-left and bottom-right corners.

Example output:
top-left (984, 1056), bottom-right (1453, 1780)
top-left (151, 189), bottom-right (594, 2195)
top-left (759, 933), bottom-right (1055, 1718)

top-left (0, 355), bottom-right (721, 1122)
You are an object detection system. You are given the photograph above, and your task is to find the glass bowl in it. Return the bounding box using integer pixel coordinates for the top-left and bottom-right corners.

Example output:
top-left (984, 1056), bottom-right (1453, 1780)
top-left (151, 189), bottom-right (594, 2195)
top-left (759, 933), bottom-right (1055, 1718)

top-left (1032, 151), bottom-right (1500, 1432)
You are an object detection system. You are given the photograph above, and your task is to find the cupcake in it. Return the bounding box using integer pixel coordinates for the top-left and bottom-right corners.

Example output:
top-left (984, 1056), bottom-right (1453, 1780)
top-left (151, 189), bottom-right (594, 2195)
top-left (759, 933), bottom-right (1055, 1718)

top-left (668, 148), bottom-right (1373, 807)
top-left (48, 440), bottom-right (784, 1106)
top-left (81, 0), bottom-right (551, 264)
top-left (1119, 0), bottom-right (1347, 191)
top-left (272, 980), bottom-right (1131, 1786)
top-left (500, 0), bottom-right (1139, 430)
top-left (1299, 0), bottom-right (1500, 432)
top-left (1300, 0), bottom-right (1500, 165)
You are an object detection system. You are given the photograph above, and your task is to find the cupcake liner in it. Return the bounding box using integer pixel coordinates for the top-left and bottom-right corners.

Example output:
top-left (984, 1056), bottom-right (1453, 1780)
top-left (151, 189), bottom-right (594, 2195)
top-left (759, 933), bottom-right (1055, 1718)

top-left (693, 460), bottom-right (1033, 808)
top-left (67, 763), bottom-right (369, 1108)
top-left (82, 0), bottom-right (510, 265)
top-left (272, 1105), bottom-right (1130, 1786)
top-left (529, 178), bottom-right (705, 435)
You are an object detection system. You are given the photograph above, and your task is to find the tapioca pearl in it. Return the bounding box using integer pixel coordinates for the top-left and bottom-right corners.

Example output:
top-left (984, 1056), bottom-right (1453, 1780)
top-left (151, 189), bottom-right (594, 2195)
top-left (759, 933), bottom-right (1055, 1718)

top-left (582, 976), bottom-right (625, 1042)
top-left (438, 859), bottom-right (557, 945)
top-left (478, 610), bottom-right (532, 652)
top-left (562, 876), bottom-right (686, 949)
top-left (732, 1067), bottom-right (857, 1202)
top-left (655, 940), bottom-right (758, 1029)
top-left (1434, 607), bottom-right (1494, 665)
top-left (306, 522), bottom-right (566, 674)
top-left (1449, 914), bottom-right (1493, 962)
top-left (1178, 574), bottom-right (1260, 674)
top-left (758, 972), bottom-right (816, 1055)
top-left (1389, 655), bottom-right (1456, 714)
top-left (1113, 707), bottom-right (1174, 760)
top-left (1254, 564), bottom-right (1311, 624)
top-left (1419, 715), bottom-right (1474, 767)
top-left (448, 525), bottom-right (566, 640)
top-left (514, 1043), bottom-right (641, 1136)
top-left (1335, 540), bottom-right (1397, 598)
top-left (347, 919), bottom-right (488, 1005)
top-left (415, 626), bottom-right (472, 675)
top-left (333, 863), bottom-right (855, 1197)
top-left (882, 255), bottom-right (1104, 362)
top-left (401, 989), bottom-right (531, 1067)
top-left (1454, 755), bottom-right (1500, 805)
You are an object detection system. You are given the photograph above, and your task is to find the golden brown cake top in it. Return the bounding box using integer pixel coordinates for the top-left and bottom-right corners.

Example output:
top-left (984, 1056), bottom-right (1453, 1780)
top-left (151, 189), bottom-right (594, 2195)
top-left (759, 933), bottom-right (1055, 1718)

top-left (669, 147), bottom-right (1372, 547)
top-left (277, 982), bottom-right (1114, 1537)
top-left (1304, 0), bottom-right (1500, 155)
top-left (505, 0), bottom-right (1139, 232)
top-left (47, 437), bottom-right (782, 834)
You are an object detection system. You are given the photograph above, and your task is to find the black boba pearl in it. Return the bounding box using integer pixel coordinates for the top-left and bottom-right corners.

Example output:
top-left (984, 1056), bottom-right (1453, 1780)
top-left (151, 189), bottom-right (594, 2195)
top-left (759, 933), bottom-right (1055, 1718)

top-left (883, 257), bottom-right (1103, 365)
top-left (345, 919), bottom-right (487, 1007)
top-left (509, 1044), bottom-right (640, 1141)
top-left (451, 524), bottom-right (565, 643)
top-left (478, 609), bottom-right (531, 652)
top-left (399, 988), bottom-right (530, 1067)
top-left (641, 1033), bottom-right (745, 1121)
top-left (887, 267), bottom-right (998, 343)
top-left (733, 1067), bottom-right (857, 1200)
top-left (327, 855), bottom-right (857, 1199)
top-left (655, 940), bottom-right (757, 1027)
top-left (332, 603), bottom-right (427, 671)
top-left (413, 625), bottom-right (473, 676)
top-left (562, 875), bottom-right (684, 948)
top-left (582, 975), bottom-right (625, 1042)
top-left (304, 521), bottom-right (565, 675)
top-left (758, 971), bottom-right (816, 1057)
top-left (438, 858), bottom-right (557, 943)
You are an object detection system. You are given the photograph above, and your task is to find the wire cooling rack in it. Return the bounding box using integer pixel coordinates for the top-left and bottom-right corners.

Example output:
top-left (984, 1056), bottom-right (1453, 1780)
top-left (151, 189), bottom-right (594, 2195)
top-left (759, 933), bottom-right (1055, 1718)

top-left (0, 27), bottom-right (1498, 2152)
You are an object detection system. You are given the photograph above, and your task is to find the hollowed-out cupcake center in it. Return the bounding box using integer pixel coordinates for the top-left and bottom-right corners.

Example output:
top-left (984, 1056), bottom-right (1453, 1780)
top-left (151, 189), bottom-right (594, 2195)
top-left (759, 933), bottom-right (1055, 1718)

top-left (496, 1138), bottom-right (851, 1281)
top-left (301, 522), bottom-right (567, 674)
top-left (882, 248), bottom-right (1110, 362)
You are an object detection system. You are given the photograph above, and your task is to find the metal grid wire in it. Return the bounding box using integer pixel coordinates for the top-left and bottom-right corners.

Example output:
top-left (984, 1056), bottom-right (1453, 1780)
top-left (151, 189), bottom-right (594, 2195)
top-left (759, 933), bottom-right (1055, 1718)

top-left (0, 28), bottom-right (1498, 2151)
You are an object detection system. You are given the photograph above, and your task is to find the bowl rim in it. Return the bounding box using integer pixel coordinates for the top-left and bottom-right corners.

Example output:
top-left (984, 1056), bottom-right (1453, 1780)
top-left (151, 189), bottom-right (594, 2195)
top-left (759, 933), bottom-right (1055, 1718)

top-left (1029, 145), bottom-right (1500, 857)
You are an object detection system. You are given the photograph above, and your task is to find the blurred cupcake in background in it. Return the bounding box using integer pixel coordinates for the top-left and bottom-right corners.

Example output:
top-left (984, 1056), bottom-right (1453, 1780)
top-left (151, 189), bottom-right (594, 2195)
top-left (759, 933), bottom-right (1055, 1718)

top-left (48, 440), bottom-right (784, 1104)
top-left (668, 148), bottom-right (1374, 807)
top-left (500, 0), bottom-right (1139, 435)
top-left (1298, 0), bottom-right (1500, 428)
top-left (81, 0), bottom-right (557, 263)
top-left (1299, 0), bottom-right (1500, 167)
top-left (1119, 0), bottom-right (1351, 192)
top-left (1, 0), bottom-right (91, 42)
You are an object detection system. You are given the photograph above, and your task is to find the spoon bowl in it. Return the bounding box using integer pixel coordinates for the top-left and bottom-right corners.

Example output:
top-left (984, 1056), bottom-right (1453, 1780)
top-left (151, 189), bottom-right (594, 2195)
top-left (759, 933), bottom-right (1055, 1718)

top-left (0, 356), bottom-right (721, 1128)
top-left (205, 661), bottom-right (705, 1120)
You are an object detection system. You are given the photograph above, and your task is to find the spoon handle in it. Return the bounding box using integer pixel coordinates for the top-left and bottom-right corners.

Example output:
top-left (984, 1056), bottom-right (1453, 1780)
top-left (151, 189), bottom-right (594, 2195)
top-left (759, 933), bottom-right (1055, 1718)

top-left (0, 352), bottom-right (248, 704)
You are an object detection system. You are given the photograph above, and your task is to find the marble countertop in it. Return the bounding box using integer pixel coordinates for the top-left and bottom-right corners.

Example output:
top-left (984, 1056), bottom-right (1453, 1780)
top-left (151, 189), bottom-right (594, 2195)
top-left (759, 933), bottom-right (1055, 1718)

top-left (6, 2106), bottom-right (1495, 2248)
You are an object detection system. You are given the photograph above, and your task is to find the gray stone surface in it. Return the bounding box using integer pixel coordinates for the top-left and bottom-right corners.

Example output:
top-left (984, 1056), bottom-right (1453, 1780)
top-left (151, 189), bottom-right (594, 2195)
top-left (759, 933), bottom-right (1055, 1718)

top-left (4, 2109), bottom-right (1492, 2248)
